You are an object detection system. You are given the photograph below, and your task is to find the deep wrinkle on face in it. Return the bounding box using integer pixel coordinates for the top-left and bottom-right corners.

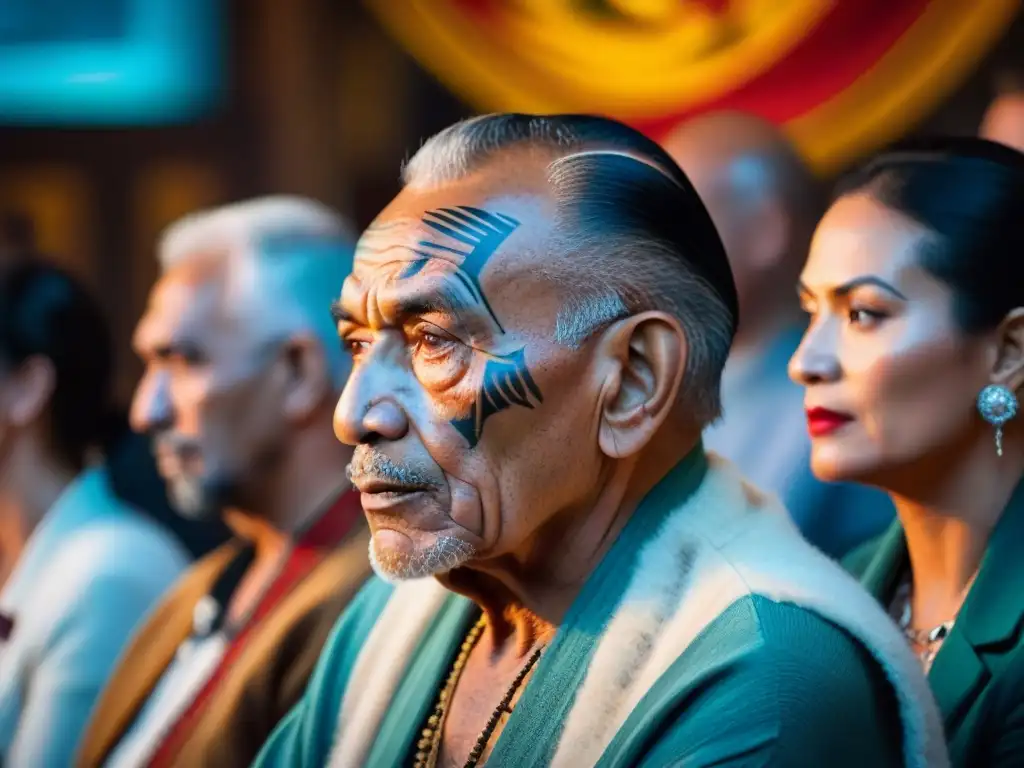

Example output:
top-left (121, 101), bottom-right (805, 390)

top-left (335, 204), bottom-right (543, 448)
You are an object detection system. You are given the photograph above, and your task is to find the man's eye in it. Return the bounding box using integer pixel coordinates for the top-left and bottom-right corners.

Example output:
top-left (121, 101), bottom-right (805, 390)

top-left (168, 352), bottom-right (203, 369)
top-left (421, 331), bottom-right (445, 349)
top-left (343, 338), bottom-right (371, 357)
top-left (414, 329), bottom-right (456, 359)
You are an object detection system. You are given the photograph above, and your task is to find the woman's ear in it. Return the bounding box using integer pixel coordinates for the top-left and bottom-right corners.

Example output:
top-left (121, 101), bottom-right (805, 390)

top-left (3, 355), bottom-right (56, 427)
top-left (992, 308), bottom-right (1024, 392)
top-left (594, 311), bottom-right (687, 459)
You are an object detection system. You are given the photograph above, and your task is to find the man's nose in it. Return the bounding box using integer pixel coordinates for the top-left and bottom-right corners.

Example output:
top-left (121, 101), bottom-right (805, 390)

top-left (130, 370), bottom-right (174, 435)
top-left (333, 363), bottom-right (410, 446)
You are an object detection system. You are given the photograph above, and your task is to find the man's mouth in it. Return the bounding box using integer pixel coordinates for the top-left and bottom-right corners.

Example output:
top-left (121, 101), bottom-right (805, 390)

top-left (156, 453), bottom-right (195, 478)
top-left (354, 478), bottom-right (432, 496)
top-left (154, 439), bottom-right (202, 474)
top-left (356, 479), bottom-right (433, 513)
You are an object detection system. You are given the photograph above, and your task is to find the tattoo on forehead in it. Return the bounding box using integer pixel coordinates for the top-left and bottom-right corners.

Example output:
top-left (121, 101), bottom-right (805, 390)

top-left (359, 205), bottom-right (543, 448)
top-left (411, 206), bottom-right (517, 333)
top-left (359, 206), bottom-right (517, 332)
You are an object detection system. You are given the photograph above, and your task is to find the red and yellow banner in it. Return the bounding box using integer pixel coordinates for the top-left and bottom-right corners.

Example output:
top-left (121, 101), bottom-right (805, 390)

top-left (367, 0), bottom-right (1020, 173)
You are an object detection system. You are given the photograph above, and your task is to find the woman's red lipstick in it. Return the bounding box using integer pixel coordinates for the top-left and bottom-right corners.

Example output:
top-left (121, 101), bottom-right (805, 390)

top-left (805, 407), bottom-right (854, 437)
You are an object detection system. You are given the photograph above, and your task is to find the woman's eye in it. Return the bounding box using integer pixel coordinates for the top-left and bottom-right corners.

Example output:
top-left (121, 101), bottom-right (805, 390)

top-left (848, 308), bottom-right (885, 328)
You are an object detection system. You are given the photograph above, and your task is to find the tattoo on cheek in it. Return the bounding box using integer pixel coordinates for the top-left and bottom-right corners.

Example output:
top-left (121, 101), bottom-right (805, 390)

top-left (451, 348), bottom-right (543, 448)
top-left (412, 205), bottom-right (544, 446)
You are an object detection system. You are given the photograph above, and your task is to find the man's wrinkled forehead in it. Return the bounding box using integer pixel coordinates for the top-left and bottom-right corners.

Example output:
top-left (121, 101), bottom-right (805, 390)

top-left (134, 259), bottom-right (231, 351)
top-left (342, 192), bottom-right (555, 325)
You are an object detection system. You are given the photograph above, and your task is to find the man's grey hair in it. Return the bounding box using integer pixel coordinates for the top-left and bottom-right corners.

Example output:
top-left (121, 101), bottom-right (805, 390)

top-left (158, 196), bottom-right (356, 387)
top-left (401, 114), bottom-right (738, 425)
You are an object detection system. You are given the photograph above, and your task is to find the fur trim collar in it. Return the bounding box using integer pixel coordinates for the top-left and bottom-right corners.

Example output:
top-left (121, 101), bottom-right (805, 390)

top-left (329, 456), bottom-right (947, 768)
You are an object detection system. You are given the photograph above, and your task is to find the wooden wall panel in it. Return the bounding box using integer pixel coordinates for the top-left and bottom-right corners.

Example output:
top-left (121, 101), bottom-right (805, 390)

top-left (117, 160), bottom-right (225, 396)
top-left (132, 161), bottom-right (225, 301)
top-left (0, 166), bottom-right (91, 283)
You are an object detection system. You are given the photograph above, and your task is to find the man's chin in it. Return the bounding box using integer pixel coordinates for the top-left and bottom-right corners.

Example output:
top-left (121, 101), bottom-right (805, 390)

top-left (167, 481), bottom-right (221, 522)
top-left (367, 534), bottom-right (477, 583)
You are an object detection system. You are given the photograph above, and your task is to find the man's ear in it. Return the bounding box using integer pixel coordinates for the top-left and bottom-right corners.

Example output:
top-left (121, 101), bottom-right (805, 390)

top-left (593, 311), bottom-right (686, 459)
top-left (3, 355), bottom-right (55, 427)
top-left (280, 333), bottom-right (331, 422)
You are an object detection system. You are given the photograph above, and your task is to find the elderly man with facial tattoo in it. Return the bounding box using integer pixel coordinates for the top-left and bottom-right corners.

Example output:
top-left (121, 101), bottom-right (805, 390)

top-left (255, 115), bottom-right (946, 768)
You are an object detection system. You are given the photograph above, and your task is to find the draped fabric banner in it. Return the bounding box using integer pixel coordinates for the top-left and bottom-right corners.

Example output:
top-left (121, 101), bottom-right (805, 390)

top-left (367, 0), bottom-right (1020, 173)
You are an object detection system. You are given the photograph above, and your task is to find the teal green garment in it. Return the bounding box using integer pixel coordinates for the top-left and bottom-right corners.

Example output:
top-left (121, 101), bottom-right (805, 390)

top-left (841, 532), bottom-right (886, 579)
top-left (253, 577), bottom-right (395, 765)
top-left (255, 592), bottom-right (902, 767)
top-left (256, 448), bottom-right (903, 767)
top-left (857, 477), bottom-right (1024, 767)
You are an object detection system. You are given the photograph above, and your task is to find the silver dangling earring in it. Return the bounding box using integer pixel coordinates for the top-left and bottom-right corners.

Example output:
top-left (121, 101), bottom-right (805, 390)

top-left (977, 384), bottom-right (1018, 457)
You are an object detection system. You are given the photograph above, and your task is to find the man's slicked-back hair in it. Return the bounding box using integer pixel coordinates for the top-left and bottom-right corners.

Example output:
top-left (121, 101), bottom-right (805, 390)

top-left (403, 114), bottom-right (738, 424)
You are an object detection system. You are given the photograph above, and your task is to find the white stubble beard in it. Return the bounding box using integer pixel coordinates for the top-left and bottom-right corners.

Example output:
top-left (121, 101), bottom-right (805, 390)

top-left (368, 534), bottom-right (477, 583)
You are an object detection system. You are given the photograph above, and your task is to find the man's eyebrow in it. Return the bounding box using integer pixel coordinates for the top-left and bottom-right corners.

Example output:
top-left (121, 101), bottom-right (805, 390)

top-left (393, 283), bottom-right (476, 319)
top-left (330, 284), bottom-right (477, 327)
top-left (330, 301), bottom-right (353, 325)
top-left (137, 336), bottom-right (203, 361)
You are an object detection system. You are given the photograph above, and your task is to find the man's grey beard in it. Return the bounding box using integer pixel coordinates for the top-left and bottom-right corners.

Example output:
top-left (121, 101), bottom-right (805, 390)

top-left (368, 535), bottom-right (477, 583)
top-left (167, 477), bottom-right (221, 521)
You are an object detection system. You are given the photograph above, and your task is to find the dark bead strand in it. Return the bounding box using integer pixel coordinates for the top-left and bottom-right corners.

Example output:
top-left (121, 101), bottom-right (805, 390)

top-left (463, 646), bottom-right (544, 768)
top-left (413, 618), bottom-right (487, 768)
top-left (413, 617), bottom-right (546, 768)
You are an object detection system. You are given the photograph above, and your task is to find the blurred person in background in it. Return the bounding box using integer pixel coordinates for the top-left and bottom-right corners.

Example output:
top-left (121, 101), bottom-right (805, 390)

top-left (791, 137), bottom-right (1024, 766)
top-left (78, 197), bottom-right (370, 768)
top-left (0, 261), bottom-right (190, 766)
top-left (103, 407), bottom-right (231, 560)
top-left (980, 70), bottom-right (1024, 153)
top-left (663, 111), bottom-right (894, 558)
top-left (0, 209), bottom-right (230, 560)
top-left (0, 213), bottom-right (37, 265)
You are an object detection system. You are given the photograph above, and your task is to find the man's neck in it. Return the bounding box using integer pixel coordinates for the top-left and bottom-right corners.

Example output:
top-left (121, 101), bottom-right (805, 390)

top-left (440, 433), bottom-right (699, 649)
top-left (221, 431), bottom-right (353, 623)
top-left (221, 510), bottom-right (290, 626)
top-left (229, 425), bottom-right (352, 549)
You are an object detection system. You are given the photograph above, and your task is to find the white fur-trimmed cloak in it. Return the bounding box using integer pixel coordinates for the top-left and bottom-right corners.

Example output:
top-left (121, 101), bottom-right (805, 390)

top-left (327, 455), bottom-right (947, 768)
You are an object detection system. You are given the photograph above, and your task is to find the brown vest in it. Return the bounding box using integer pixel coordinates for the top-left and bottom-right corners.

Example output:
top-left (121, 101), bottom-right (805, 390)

top-left (77, 492), bottom-right (370, 768)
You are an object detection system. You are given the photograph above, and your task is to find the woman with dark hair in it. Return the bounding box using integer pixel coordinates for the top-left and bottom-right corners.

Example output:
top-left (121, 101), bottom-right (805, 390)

top-left (0, 261), bottom-right (189, 765)
top-left (790, 137), bottom-right (1024, 765)
top-left (0, 212), bottom-right (229, 560)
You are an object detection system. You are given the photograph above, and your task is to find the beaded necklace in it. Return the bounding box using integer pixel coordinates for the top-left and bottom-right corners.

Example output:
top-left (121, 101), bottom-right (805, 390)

top-left (893, 570), bottom-right (978, 672)
top-left (413, 616), bottom-right (544, 768)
